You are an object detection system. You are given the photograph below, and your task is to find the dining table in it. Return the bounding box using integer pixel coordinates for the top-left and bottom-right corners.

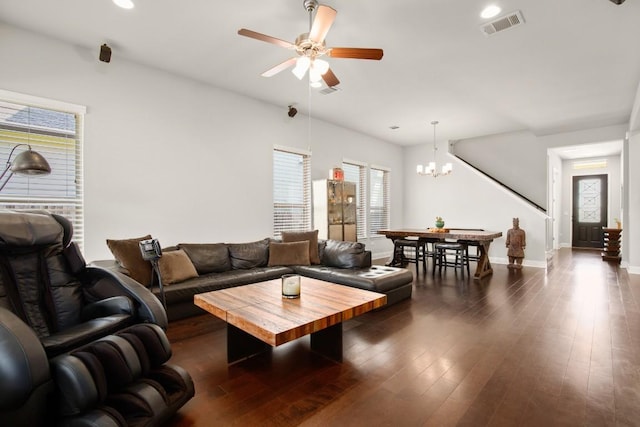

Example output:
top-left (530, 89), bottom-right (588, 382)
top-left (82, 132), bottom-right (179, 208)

top-left (377, 228), bottom-right (503, 279)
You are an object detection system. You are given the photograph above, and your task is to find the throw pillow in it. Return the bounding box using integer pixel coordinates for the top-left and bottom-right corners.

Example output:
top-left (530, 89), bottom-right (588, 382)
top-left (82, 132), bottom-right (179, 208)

top-left (268, 241), bottom-right (311, 266)
top-left (106, 235), bottom-right (153, 286)
top-left (157, 249), bottom-right (199, 284)
top-left (177, 243), bottom-right (230, 274)
top-left (282, 230), bottom-right (320, 264)
top-left (322, 239), bottom-right (367, 269)
top-left (228, 238), bottom-right (270, 269)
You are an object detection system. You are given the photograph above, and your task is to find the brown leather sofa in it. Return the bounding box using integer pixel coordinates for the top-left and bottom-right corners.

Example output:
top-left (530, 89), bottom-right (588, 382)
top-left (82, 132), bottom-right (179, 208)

top-left (95, 237), bottom-right (414, 321)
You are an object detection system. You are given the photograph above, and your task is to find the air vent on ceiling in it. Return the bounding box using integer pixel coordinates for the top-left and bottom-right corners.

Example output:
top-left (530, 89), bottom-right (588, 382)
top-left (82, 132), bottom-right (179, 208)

top-left (319, 86), bottom-right (340, 95)
top-left (480, 10), bottom-right (525, 36)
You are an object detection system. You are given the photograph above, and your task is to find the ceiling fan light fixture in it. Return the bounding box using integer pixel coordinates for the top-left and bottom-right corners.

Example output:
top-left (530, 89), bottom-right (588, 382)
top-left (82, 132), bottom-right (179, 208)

top-left (238, 1), bottom-right (383, 87)
top-left (309, 67), bottom-right (323, 83)
top-left (313, 58), bottom-right (330, 75)
top-left (292, 56), bottom-right (310, 79)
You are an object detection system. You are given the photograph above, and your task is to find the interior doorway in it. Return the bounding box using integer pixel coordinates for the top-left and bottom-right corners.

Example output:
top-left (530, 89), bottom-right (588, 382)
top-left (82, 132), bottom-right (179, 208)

top-left (572, 174), bottom-right (607, 248)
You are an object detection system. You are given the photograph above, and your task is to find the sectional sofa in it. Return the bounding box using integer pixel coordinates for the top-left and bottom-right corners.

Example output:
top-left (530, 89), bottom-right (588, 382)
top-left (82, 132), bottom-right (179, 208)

top-left (95, 231), bottom-right (414, 321)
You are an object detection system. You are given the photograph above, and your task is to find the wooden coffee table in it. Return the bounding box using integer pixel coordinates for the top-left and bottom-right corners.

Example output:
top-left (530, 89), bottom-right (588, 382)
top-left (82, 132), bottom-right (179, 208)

top-left (194, 277), bottom-right (387, 363)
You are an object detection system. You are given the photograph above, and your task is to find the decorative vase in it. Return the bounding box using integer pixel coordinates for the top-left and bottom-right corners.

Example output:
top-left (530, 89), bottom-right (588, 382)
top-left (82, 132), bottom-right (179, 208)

top-left (435, 220), bottom-right (445, 229)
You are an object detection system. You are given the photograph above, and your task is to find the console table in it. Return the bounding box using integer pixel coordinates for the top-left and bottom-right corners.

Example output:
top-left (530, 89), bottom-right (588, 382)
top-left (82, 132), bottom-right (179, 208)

top-left (601, 227), bottom-right (622, 263)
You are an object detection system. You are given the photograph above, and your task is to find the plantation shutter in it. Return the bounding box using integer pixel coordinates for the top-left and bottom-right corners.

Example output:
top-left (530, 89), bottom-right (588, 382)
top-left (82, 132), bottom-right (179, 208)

top-left (369, 166), bottom-right (390, 235)
top-left (273, 146), bottom-right (311, 238)
top-left (342, 160), bottom-right (367, 239)
top-left (0, 94), bottom-right (85, 248)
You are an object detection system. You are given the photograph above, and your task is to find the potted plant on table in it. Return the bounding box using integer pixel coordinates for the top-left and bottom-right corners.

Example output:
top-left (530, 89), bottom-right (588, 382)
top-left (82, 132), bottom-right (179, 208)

top-left (435, 216), bottom-right (445, 229)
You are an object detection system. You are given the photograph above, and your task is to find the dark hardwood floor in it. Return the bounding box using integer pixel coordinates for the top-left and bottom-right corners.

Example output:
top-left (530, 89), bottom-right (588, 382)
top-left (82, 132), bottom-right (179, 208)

top-left (165, 249), bottom-right (640, 426)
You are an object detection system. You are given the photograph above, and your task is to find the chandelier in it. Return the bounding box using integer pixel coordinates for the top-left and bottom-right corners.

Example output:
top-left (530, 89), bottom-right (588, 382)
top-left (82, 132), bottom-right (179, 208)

top-left (416, 120), bottom-right (452, 177)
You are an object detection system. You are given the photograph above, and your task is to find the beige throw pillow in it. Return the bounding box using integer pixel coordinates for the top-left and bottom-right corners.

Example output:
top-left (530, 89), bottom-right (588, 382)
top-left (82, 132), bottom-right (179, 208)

top-left (158, 249), bottom-right (199, 284)
top-left (268, 241), bottom-right (311, 266)
top-left (281, 230), bottom-right (320, 264)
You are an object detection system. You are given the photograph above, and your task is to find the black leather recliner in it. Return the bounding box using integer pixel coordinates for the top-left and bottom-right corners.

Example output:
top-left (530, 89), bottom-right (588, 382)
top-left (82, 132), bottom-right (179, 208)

top-left (0, 210), bottom-right (194, 425)
top-left (1, 308), bottom-right (195, 426)
top-left (0, 209), bottom-right (167, 357)
top-left (0, 307), bottom-right (54, 426)
top-left (50, 322), bottom-right (194, 426)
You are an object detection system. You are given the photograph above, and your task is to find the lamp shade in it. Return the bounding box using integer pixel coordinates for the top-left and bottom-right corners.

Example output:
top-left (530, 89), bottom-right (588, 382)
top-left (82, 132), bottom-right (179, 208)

top-left (10, 149), bottom-right (51, 176)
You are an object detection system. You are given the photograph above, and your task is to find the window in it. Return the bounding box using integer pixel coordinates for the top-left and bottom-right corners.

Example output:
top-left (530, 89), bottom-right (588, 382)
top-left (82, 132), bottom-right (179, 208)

top-left (273, 146), bottom-right (311, 238)
top-left (369, 166), bottom-right (390, 235)
top-left (0, 92), bottom-right (85, 248)
top-left (342, 160), bottom-right (367, 239)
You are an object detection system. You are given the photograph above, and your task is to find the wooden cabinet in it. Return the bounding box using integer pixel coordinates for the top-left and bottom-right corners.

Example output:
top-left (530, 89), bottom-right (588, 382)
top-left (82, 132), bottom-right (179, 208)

top-left (313, 179), bottom-right (357, 241)
top-left (601, 227), bottom-right (621, 263)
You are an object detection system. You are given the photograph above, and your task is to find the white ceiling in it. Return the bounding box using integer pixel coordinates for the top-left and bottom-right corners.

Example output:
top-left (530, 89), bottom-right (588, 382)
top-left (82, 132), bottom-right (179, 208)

top-left (550, 140), bottom-right (623, 160)
top-left (1, 0), bottom-right (639, 149)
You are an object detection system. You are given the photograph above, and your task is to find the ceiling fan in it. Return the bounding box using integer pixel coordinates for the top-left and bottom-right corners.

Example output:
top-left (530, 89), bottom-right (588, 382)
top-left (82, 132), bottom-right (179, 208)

top-left (238, 0), bottom-right (383, 88)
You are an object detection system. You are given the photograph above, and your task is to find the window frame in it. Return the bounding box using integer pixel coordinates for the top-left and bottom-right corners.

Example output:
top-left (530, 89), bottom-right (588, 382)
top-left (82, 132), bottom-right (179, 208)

top-left (0, 89), bottom-right (85, 249)
top-left (272, 145), bottom-right (312, 239)
top-left (368, 165), bottom-right (391, 236)
top-left (342, 159), bottom-right (367, 240)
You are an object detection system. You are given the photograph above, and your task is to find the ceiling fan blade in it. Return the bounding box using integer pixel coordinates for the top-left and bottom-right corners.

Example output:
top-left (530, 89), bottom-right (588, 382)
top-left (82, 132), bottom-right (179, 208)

top-left (328, 47), bottom-right (384, 60)
top-left (238, 28), bottom-right (294, 49)
top-left (322, 68), bottom-right (340, 87)
top-left (261, 58), bottom-right (297, 77)
top-left (309, 5), bottom-right (337, 43)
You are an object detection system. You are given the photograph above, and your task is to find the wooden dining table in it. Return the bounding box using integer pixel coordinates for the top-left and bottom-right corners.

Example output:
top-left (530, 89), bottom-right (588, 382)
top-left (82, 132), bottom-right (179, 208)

top-left (377, 228), bottom-right (503, 279)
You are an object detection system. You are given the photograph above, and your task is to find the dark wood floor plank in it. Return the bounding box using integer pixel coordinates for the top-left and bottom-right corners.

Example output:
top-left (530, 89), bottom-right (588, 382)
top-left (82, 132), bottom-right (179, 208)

top-left (165, 249), bottom-right (640, 426)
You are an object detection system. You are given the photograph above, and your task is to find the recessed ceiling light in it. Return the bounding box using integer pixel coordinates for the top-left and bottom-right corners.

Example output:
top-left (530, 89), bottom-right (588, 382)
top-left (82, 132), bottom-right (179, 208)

top-left (113, 0), bottom-right (134, 9)
top-left (481, 5), bottom-right (501, 19)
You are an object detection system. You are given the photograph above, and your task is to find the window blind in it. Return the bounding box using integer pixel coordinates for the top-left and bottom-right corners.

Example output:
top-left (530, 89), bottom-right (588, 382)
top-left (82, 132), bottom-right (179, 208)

top-left (369, 167), bottom-right (390, 235)
top-left (342, 161), bottom-right (367, 239)
top-left (273, 147), bottom-right (311, 238)
top-left (0, 98), bottom-right (84, 249)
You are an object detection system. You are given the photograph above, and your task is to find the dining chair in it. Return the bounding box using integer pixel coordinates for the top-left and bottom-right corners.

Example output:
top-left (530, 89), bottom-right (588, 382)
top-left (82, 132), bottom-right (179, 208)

top-left (393, 238), bottom-right (426, 273)
top-left (433, 241), bottom-right (469, 277)
top-left (457, 239), bottom-right (481, 268)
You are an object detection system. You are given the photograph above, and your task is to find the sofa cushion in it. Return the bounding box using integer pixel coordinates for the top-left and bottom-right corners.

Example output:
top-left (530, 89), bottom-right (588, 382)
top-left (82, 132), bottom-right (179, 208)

top-left (227, 238), bottom-right (270, 269)
top-left (321, 240), bottom-right (368, 269)
top-left (177, 243), bottom-right (230, 274)
top-left (281, 230), bottom-right (320, 264)
top-left (106, 235), bottom-right (152, 286)
top-left (268, 241), bottom-right (310, 267)
top-left (158, 250), bottom-right (199, 284)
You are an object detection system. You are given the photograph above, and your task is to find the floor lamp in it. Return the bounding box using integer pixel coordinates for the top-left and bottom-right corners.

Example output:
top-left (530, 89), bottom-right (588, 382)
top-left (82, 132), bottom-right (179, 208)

top-left (0, 144), bottom-right (51, 191)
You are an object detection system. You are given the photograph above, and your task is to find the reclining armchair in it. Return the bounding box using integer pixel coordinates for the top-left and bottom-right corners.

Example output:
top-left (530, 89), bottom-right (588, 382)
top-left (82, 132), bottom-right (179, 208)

top-left (0, 209), bottom-right (167, 357)
top-left (1, 308), bottom-right (194, 426)
top-left (0, 210), bottom-right (193, 425)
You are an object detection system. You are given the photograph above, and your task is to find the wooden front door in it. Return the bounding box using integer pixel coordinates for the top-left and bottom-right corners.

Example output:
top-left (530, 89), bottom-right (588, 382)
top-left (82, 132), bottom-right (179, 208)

top-left (572, 174), bottom-right (607, 248)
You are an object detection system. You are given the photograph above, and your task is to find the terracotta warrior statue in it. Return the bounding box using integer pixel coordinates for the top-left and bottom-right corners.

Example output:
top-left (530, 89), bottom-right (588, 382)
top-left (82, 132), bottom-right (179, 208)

top-left (506, 217), bottom-right (526, 268)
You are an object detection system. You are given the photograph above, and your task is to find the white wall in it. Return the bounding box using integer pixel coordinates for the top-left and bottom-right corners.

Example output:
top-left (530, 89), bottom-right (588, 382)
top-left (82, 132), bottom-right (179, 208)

top-left (452, 130), bottom-right (546, 208)
top-left (547, 152), bottom-right (563, 251)
top-left (403, 144), bottom-right (548, 267)
top-left (453, 125), bottom-right (628, 211)
top-left (628, 130), bottom-right (640, 273)
top-left (0, 24), bottom-right (404, 261)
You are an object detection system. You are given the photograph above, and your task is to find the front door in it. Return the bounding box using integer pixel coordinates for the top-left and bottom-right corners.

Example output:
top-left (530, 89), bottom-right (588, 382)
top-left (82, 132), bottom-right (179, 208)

top-left (572, 174), bottom-right (607, 248)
